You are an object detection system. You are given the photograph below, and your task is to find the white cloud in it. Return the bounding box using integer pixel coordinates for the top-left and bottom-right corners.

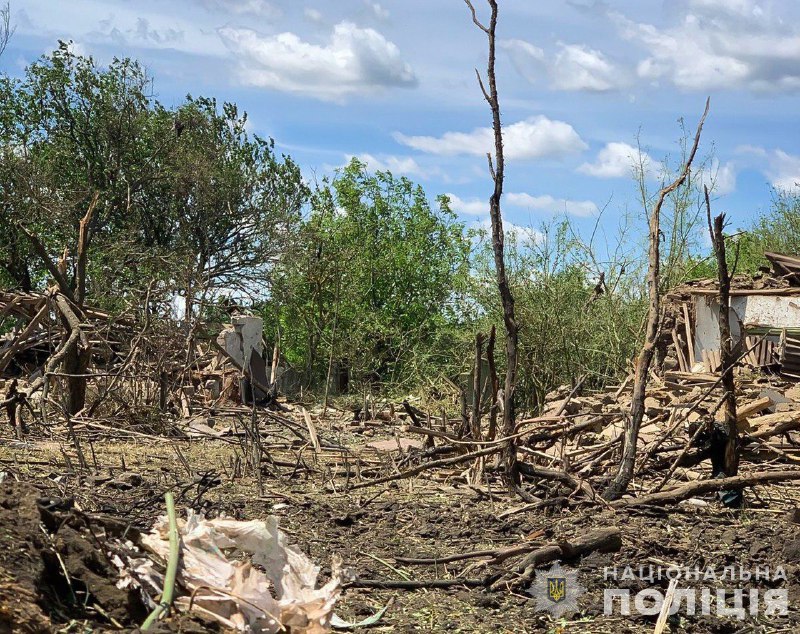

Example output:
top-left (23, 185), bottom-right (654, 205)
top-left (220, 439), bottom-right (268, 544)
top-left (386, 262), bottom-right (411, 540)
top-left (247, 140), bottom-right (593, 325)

top-left (501, 39), bottom-right (624, 91)
top-left (736, 145), bottom-right (800, 191)
top-left (366, 1), bottom-right (389, 20)
top-left (767, 150), bottom-right (800, 191)
top-left (506, 192), bottom-right (599, 217)
top-left (350, 153), bottom-right (423, 177)
top-left (218, 21), bottom-right (416, 102)
top-left (614, 2), bottom-right (800, 91)
top-left (500, 39), bottom-right (545, 84)
top-left (394, 116), bottom-right (587, 161)
top-left (447, 192), bottom-right (597, 218)
top-left (737, 146), bottom-right (800, 191)
top-left (198, 0), bottom-right (280, 18)
top-left (303, 8), bottom-right (323, 23)
top-left (446, 193), bottom-right (488, 216)
top-left (700, 159), bottom-right (737, 196)
top-left (551, 43), bottom-right (621, 91)
top-left (578, 142), bottom-right (653, 179)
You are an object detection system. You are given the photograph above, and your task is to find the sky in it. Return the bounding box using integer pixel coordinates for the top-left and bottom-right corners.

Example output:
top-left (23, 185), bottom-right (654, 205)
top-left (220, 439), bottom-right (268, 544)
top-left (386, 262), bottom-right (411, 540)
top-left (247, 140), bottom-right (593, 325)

top-left (4, 0), bottom-right (800, 256)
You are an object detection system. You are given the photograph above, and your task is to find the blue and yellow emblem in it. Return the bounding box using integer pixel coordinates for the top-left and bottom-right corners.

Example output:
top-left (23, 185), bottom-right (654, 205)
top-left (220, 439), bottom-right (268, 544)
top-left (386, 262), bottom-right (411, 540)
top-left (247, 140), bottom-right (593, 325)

top-left (547, 577), bottom-right (566, 603)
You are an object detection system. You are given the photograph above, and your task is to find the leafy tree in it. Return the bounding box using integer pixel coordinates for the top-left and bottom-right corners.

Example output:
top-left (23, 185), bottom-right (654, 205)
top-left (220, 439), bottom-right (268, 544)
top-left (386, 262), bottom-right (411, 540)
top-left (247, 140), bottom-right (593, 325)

top-left (0, 44), bottom-right (307, 324)
top-left (163, 97), bottom-right (308, 325)
top-left (469, 220), bottom-right (644, 410)
top-left (267, 158), bottom-right (471, 391)
top-left (0, 42), bottom-right (169, 299)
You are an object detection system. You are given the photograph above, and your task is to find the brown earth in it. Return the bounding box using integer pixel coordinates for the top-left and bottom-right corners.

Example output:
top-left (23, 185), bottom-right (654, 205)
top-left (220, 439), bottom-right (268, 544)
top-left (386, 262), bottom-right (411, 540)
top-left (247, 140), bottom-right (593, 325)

top-left (0, 436), bottom-right (797, 633)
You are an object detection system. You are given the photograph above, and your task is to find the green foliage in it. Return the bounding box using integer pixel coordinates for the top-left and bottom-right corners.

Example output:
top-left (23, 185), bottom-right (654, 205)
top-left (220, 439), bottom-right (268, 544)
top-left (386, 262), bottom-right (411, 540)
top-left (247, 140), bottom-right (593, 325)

top-left (469, 221), bottom-right (644, 410)
top-left (687, 190), bottom-right (800, 280)
top-left (0, 42), bottom-right (307, 319)
top-left (265, 158), bottom-right (472, 391)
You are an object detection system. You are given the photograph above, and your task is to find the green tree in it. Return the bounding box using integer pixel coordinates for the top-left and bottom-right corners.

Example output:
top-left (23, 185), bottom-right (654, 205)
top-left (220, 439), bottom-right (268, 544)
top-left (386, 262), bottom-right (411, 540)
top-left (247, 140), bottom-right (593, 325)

top-left (267, 158), bottom-right (471, 392)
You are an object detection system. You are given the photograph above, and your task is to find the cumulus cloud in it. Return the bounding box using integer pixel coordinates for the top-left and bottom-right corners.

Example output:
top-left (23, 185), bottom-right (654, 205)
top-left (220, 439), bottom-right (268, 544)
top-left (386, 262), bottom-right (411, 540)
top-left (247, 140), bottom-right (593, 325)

top-left (500, 39), bottom-right (545, 83)
top-left (350, 153), bottom-right (423, 177)
top-left (578, 142), bottom-right (653, 179)
top-left (446, 193), bottom-right (488, 216)
top-left (551, 43), bottom-right (622, 91)
top-left (614, 1), bottom-right (800, 91)
top-left (394, 116), bottom-right (587, 161)
top-left (506, 192), bottom-right (599, 217)
top-left (699, 159), bottom-right (737, 196)
top-left (218, 21), bottom-right (416, 101)
top-left (501, 39), bottom-right (624, 91)
top-left (769, 151), bottom-right (800, 191)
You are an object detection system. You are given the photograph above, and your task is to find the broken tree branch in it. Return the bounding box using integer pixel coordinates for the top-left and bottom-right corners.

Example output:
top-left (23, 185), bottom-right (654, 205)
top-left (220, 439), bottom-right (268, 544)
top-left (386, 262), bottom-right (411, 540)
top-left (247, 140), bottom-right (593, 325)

top-left (603, 97), bottom-right (710, 501)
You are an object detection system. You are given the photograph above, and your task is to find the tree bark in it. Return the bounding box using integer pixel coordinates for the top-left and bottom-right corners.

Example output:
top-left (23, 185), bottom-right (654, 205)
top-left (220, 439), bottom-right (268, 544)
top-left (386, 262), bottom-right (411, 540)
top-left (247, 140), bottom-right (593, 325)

top-left (465, 0), bottom-right (519, 488)
top-left (470, 331), bottom-right (484, 442)
top-left (603, 98), bottom-right (710, 500)
top-left (486, 325), bottom-right (499, 441)
top-left (705, 187), bottom-right (738, 476)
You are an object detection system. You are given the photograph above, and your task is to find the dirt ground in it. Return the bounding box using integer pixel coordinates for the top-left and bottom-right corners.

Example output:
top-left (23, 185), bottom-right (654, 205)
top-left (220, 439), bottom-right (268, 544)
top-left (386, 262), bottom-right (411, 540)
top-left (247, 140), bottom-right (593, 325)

top-left (0, 430), bottom-right (798, 633)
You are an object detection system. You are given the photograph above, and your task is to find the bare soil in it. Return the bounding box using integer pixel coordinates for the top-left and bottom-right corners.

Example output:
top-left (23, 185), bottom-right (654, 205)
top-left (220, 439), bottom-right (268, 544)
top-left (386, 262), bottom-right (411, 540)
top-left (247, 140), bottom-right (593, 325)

top-left (0, 429), bottom-right (798, 633)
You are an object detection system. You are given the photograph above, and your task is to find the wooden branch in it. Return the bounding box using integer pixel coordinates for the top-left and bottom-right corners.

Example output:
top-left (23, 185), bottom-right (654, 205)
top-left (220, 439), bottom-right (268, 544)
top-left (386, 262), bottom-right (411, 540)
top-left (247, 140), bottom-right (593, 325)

top-left (394, 534), bottom-right (545, 566)
top-left (494, 527), bottom-right (622, 589)
top-left (347, 578), bottom-right (489, 590)
top-left (463, 0), bottom-right (490, 33)
top-left (603, 98), bottom-right (710, 501)
top-left (475, 69), bottom-right (491, 105)
top-left (705, 186), bottom-right (738, 477)
top-left (346, 445), bottom-right (500, 490)
top-left (470, 331), bottom-right (484, 442)
top-left (486, 325), bottom-right (499, 440)
top-left (17, 223), bottom-right (75, 303)
top-left (76, 192), bottom-right (100, 307)
top-left (0, 299), bottom-right (50, 372)
top-left (520, 463), bottom-right (596, 499)
top-left (615, 470), bottom-right (800, 508)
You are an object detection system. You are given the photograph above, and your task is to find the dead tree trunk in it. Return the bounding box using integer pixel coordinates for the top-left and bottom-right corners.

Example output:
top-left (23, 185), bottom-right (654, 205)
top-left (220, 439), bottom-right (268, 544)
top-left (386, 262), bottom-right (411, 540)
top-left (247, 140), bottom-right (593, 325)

top-left (18, 195), bottom-right (98, 416)
top-left (465, 0), bottom-right (520, 488)
top-left (486, 325), bottom-right (499, 441)
top-left (705, 186), bottom-right (738, 476)
top-left (603, 98), bottom-right (710, 500)
top-left (470, 331), bottom-right (484, 442)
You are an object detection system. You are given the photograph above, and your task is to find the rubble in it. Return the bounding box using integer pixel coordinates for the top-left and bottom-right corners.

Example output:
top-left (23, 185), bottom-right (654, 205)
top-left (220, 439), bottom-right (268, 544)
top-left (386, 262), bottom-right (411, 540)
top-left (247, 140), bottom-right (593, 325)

top-left (2, 254), bottom-right (800, 631)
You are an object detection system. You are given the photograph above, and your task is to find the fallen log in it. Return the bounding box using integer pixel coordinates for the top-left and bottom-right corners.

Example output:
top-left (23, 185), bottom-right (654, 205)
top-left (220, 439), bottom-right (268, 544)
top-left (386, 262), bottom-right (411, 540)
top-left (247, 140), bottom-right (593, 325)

top-left (614, 469), bottom-right (800, 508)
top-left (493, 527), bottom-right (622, 589)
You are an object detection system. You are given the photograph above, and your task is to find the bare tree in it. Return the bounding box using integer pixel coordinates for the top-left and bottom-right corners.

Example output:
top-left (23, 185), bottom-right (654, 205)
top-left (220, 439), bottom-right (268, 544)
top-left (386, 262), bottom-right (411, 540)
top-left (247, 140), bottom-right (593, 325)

top-left (0, 2), bottom-right (14, 59)
top-left (463, 0), bottom-right (520, 487)
top-left (603, 98), bottom-right (710, 501)
top-left (705, 185), bottom-right (738, 477)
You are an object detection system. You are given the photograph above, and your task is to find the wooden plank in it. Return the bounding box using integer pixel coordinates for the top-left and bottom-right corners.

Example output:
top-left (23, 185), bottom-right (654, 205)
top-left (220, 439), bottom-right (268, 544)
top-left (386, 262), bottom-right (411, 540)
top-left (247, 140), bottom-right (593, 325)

top-left (671, 328), bottom-right (688, 372)
top-left (736, 397), bottom-right (773, 422)
top-left (682, 302), bottom-right (696, 367)
top-left (302, 407), bottom-right (322, 453)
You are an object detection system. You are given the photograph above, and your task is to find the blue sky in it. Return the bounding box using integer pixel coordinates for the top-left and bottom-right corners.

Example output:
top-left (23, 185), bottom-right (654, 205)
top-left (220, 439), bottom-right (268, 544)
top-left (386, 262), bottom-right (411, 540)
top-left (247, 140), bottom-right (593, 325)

top-left (4, 0), bottom-right (800, 253)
